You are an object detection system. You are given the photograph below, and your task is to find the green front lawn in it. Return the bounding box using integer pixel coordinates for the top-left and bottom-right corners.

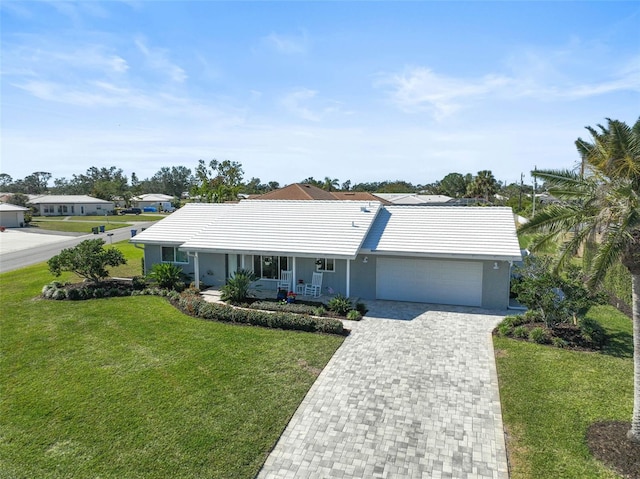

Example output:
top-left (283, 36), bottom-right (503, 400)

top-left (495, 305), bottom-right (633, 479)
top-left (0, 246), bottom-right (344, 478)
top-left (30, 220), bottom-right (131, 234)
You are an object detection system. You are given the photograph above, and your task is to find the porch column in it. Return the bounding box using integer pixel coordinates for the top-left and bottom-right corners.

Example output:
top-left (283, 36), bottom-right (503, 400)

top-left (346, 258), bottom-right (351, 298)
top-left (194, 252), bottom-right (200, 290)
top-left (292, 256), bottom-right (297, 291)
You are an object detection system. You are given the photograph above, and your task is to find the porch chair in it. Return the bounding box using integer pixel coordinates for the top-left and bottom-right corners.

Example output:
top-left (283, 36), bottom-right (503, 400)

top-left (277, 270), bottom-right (293, 292)
top-left (304, 272), bottom-right (323, 297)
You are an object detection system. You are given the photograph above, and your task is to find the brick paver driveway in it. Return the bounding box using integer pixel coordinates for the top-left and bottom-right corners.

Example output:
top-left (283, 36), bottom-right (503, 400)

top-left (257, 301), bottom-right (509, 479)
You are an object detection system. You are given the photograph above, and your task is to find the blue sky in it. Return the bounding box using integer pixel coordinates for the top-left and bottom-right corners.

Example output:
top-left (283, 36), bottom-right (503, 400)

top-left (1, 1), bottom-right (639, 187)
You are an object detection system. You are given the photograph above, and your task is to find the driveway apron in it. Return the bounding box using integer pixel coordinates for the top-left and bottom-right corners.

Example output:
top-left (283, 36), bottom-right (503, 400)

top-left (257, 301), bottom-right (509, 479)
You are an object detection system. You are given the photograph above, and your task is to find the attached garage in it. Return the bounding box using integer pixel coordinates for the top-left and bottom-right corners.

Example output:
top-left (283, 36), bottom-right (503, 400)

top-left (376, 257), bottom-right (483, 306)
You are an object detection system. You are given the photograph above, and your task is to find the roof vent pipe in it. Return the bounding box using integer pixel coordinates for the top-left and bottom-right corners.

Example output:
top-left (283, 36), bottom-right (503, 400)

top-left (360, 206), bottom-right (369, 212)
top-left (352, 221), bottom-right (355, 227)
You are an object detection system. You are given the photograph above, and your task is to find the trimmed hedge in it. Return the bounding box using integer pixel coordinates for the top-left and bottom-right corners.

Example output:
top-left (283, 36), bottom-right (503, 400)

top-left (175, 291), bottom-right (345, 335)
top-left (248, 301), bottom-right (321, 315)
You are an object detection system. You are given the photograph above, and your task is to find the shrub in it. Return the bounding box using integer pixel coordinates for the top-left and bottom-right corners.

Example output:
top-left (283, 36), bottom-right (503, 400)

top-left (249, 301), bottom-right (318, 315)
top-left (512, 325), bottom-right (528, 339)
top-left (313, 307), bottom-right (326, 317)
top-left (93, 288), bottom-right (106, 299)
top-left (496, 322), bottom-right (513, 337)
top-left (66, 288), bottom-right (82, 300)
top-left (51, 289), bottom-right (66, 300)
top-left (579, 317), bottom-right (606, 348)
top-left (147, 263), bottom-right (187, 291)
top-left (327, 294), bottom-right (352, 316)
top-left (528, 327), bottom-right (550, 344)
top-left (132, 276), bottom-right (147, 290)
top-left (355, 302), bottom-right (368, 315)
top-left (173, 290), bottom-right (344, 335)
top-left (346, 310), bottom-right (362, 321)
top-left (47, 239), bottom-right (126, 284)
top-left (220, 269), bottom-right (257, 304)
top-left (178, 293), bottom-right (205, 316)
top-left (522, 309), bottom-right (543, 323)
top-left (552, 337), bottom-right (568, 348)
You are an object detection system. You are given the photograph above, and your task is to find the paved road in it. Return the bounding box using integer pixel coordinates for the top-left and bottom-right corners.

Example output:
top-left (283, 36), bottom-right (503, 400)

top-left (0, 222), bottom-right (155, 273)
top-left (257, 301), bottom-right (509, 479)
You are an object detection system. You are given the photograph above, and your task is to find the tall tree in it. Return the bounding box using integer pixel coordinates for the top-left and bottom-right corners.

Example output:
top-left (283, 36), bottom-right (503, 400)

top-left (192, 159), bottom-right (244, 203)
top-left (466, 170), bottom-right (498, 201)
top-left (322, 177), bottom-right (339, 191)
top-left (146, 166), bottom-right (193, 198)
top-left (301, 177), bottom-right (322, 188)
top-left (519, 117), bottom-right (640, 442)
top-left (439, 173), bottom-right (470, 198)
top-left (0, 173), bottom-right (13, 190)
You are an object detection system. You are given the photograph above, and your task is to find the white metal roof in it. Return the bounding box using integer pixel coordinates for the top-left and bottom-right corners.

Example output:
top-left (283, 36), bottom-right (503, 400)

top-left (28, 195), bottom-right (113, 204)
top-left (0, 203), bottom-right (29, 212)
top-left (373, 193), bottom-right (453, 205)
top-left (361, 206), bottom-right (522, 261)
top-left (180, 200), bottom-right (381, 259)
top-left (129, 203), bottom-right (235, 245)
top-left (132, 193), bottom-right (174, 202)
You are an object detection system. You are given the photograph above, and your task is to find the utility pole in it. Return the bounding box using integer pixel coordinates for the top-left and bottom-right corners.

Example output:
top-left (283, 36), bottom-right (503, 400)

top-left (518, 172), bottom-right (523, 212)
top-left (532, 166), bottom-right (537, 217)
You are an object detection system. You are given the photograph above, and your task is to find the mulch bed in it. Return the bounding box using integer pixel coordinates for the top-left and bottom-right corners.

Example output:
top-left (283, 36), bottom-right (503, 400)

top-left (587, 421), bottom-right (640, 479)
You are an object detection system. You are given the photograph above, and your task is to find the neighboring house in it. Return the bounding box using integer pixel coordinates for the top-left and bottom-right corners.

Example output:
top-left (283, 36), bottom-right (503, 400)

top-left (131, 193), bottom-right (175, 209)
top-left (131, 200), bottom-right (522, 309)
top-left (29, 195), bottom-right (115, 216)
top-left (253, 183), bottom-right (391, 204)
top-left (373, 193), bottom-right (453, 205)
top-left (0, 203), bottom-right (29, 227)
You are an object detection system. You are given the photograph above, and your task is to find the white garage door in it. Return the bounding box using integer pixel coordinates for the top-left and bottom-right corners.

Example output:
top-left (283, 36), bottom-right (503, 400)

top-left (376, 258), bottom-right (483, 306)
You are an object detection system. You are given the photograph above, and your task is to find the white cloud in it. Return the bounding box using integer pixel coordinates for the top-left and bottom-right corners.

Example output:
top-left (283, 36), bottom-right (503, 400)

top-left (263, 31), bottom-right (308, 55)
top-left (281, 88), bottom-right (321, 121)
top-left (380, 55), bottom-right (640, 120)
top-left (379, 67), bottom-right (512, 119)
top-left (134, 36), bottom-right (187, 83)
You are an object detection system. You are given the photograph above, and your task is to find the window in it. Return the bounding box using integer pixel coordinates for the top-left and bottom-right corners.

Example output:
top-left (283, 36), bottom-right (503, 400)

top-left (161, 247), bottom-right (188, 264)
top-left (315, 258), bottom-right (335, 272)
top-left (253, 255), bottom-right (289, 279)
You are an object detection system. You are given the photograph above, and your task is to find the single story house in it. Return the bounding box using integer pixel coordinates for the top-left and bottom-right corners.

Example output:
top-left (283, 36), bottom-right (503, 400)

top-left (131, 200), bottom-right (521, 309)
top-left (29, 195), bottom-right (115, 216)
top-left (373, 193), bottom-right (453, 205)
top-left (131, 193), bottom-right (174, 209)
top-left (254, 183), bottom-right (391, 204)
top-left (0, 203), bottom-right (29, 228)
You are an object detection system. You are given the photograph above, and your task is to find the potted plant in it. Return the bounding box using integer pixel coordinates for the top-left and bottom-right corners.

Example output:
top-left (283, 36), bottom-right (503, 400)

top-left (287, 291), bottom-right (296, 304)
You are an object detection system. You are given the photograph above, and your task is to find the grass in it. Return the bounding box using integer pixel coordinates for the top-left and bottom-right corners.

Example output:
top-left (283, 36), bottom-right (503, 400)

top-left (35, 214), bottom-right (165, 222)
top-left (495, 304), bottom-right (633, 479)
top-left (30, 220), bottom-right (130, 233)
top-left (0, 243), bottom-right (344, 479)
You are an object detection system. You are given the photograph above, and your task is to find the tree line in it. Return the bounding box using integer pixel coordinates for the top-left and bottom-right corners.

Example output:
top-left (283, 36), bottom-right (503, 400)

top-left (0, 161), bottom-right (537, 214)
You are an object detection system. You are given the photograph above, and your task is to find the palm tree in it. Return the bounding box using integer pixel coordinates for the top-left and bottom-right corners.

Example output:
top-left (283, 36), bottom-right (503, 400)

top-left (466, 170), bottom-right (498, 202)
top-left (322, 177), bottom-right (339, 192)
top-left (519, 117), bottom-right (640, 442)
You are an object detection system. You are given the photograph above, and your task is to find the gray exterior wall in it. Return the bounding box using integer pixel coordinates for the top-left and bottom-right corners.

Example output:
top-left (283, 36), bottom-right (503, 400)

top-left (349, 254), bottom-right (377, 299)
top-left (197, 253), bottom-right (226, 287)
top-left (142, 246), bottom-right (511, 310)
top-left (481, 260), bottom-right (511, 310)
top-left (349, 255), bottom-right (511, 310)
